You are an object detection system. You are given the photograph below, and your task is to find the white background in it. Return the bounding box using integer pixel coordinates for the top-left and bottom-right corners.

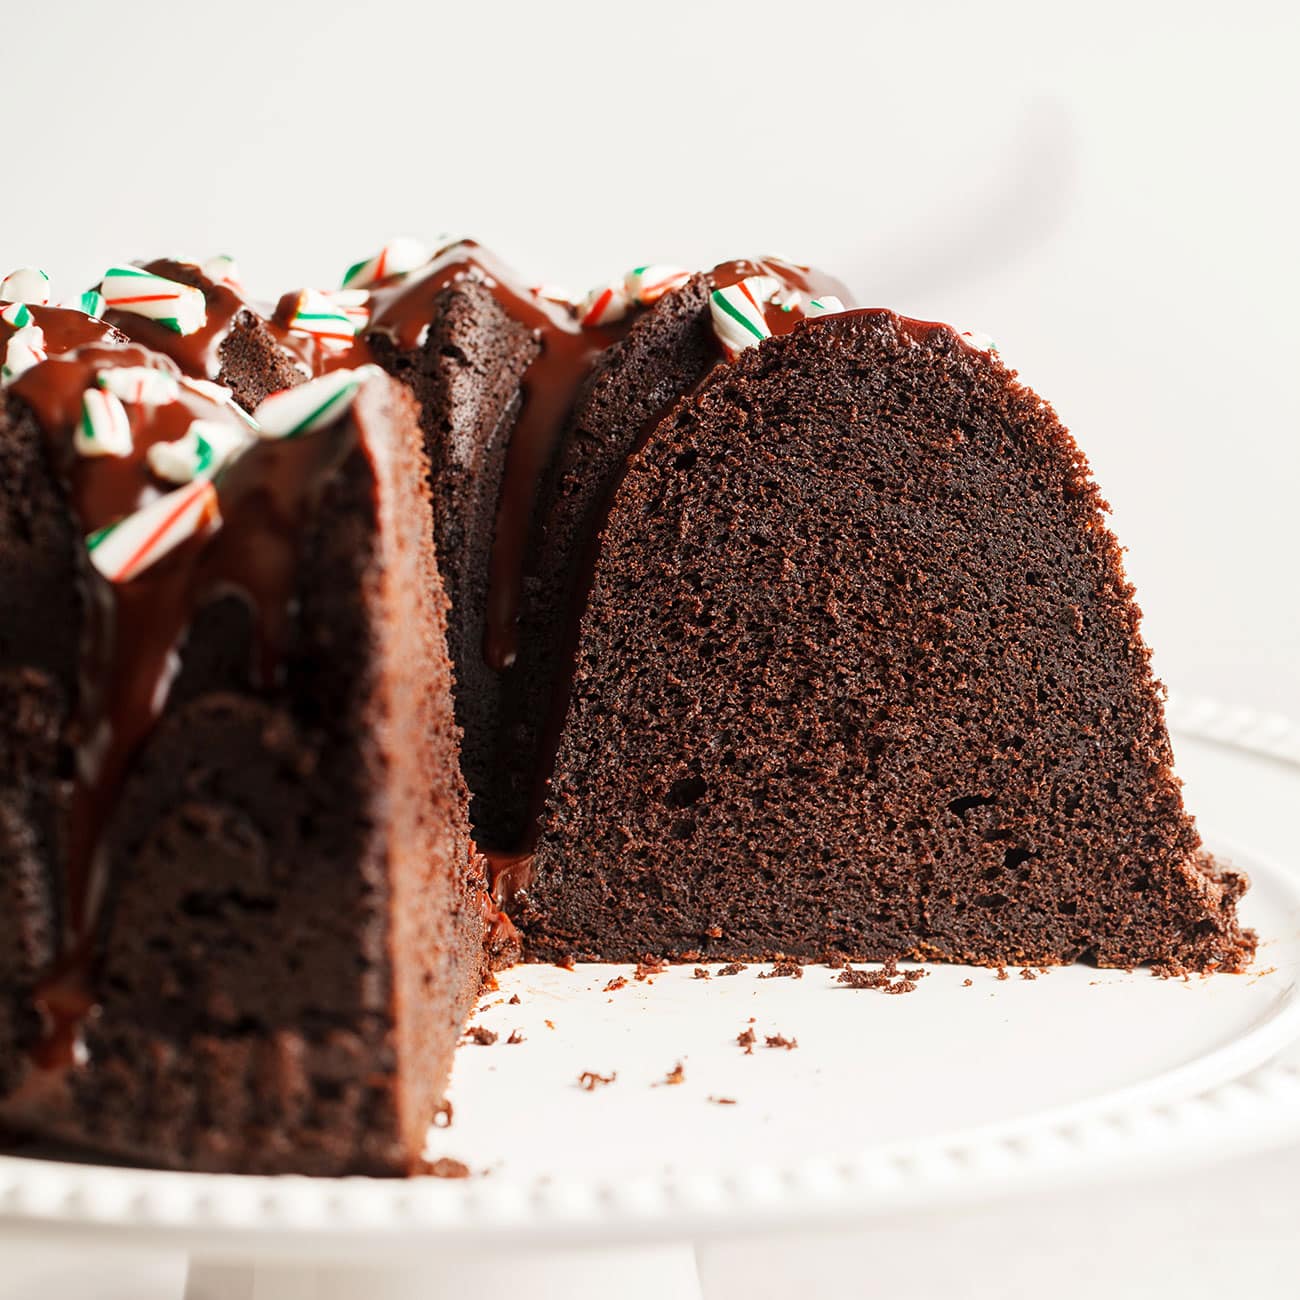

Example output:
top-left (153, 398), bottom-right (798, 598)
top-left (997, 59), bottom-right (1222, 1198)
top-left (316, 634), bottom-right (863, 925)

top-left (2, 0), bottom-right (1298, 1295)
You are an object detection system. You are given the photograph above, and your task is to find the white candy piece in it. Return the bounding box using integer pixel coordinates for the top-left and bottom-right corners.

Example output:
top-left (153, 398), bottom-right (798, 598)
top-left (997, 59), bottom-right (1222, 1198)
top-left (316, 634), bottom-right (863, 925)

top-left (284, 287), bottom-right (359, 348)
top-left (341, 237), bottom-right (431, 290)
top-left (97, 366), bottom-right (182, 405)
top-left (709, 279), bottom-right (773, 360)
top-left (2, 323), bottom-right (48, 384)
top-left (201, 254), bottom-right (243, 290)
top-left (806, 295), bottom-right (847, 317)
top-left (0, 267), bottom-right (52, 305)
top-left (253, 367), bottom-right (377, 439)
top-left (577, 280), bottom-right (631, 327)
top-left (86, 479), bottom-right (220, 583)
top-left (76, 388), bottom-right (134, 458)
top-left (147, 417), bottom-right (248, 484)
top-left (623, 265), bottom-right (692, 305)
top-left (958, 328), bottom-right (998, 353)
top-left (99, 266), bottom-right (207, 336)
top-left (531, 283), bottom-right (576, 308)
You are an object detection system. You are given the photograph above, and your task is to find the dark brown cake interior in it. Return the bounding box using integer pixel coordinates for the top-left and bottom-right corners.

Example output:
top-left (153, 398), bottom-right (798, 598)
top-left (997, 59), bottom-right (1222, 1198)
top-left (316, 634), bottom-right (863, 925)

top-left (519, 309), bottom-right (1252, 971)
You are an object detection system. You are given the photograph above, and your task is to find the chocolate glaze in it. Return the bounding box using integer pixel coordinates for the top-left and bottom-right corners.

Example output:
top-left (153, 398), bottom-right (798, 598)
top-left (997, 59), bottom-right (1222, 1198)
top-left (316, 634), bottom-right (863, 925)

top-left (363, 241), bottom-right (633, 671)
top-left (0, 305), bottom-right (120, 356)
top-left (104, 259), bottom-right (313, 384)
top-left (10, 342), bottom-right (364, 1067)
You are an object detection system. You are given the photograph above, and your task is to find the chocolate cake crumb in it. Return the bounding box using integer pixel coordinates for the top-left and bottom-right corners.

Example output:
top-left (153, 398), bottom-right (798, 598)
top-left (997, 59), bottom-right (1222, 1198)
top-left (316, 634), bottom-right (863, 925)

top-left (634, 958), bottom-right (667, 981)
top-left (604, 975), bottom-right (628, 992)
top-left (837, 968), bottom-right (893, 990)
top-left (545, 1019), bottom-right (556, 1030)
top-left (556, 953), bottom-right (576, 971)
top-left (758, 958), bottom-right (803, 979)
top-left (578, 1070), bottom-right (617, 1091)
top-left (432, 1101), bottom-right (454, 1129)
top-left (736, 1027), bottom-right (757, 1054)
top-left (693, 967), bottom-right (711, 980)
top-left (765, 1034), bottom-right (798, 1051)
top-left (718, 962), bottom-right (748, 977)
top-left (707, 1096), bottom-right (738, 1105)
top-left (903, 969), bottom-right (925, 981)
top-left (656, 1062), bottom-right (686, 1087)
top-left (506, 1029), bottom-right (525, 1044)
top-left (426, 1157), bottom-right (471, 1180)
top-left (509, 994), bottom-right (522, 1005)
top-left (465, 1026), bottom-right (498, 1046)
top-left (705, 925), bottom-right (724, 939)
top-left (962, 978), bottom-right (974, 987)
top-left (885, 979), bottom-right (918, 995)
top-left (824, 950), bottom-right (849, 969)
top-left (996, 967), bottom-right (1010, 981)
top-left (1020, 968), bottom-right (1037, 981)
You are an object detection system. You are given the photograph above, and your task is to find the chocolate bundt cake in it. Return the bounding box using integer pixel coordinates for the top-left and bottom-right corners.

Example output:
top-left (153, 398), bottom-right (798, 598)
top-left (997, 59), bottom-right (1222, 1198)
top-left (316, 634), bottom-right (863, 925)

top-left (0, 244), bottom-right (1254, 1174)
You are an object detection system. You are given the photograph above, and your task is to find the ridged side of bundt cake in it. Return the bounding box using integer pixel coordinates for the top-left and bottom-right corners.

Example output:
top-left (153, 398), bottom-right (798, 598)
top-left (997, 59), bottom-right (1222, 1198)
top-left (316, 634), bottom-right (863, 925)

top-left (0, 343), bottom-right (485, 1173)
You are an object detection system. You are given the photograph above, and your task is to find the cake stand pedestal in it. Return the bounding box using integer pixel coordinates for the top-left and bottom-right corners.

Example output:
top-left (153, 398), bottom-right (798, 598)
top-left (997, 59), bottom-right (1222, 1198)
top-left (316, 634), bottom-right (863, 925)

top-left (184, 1244), bottom-right (702, 1300)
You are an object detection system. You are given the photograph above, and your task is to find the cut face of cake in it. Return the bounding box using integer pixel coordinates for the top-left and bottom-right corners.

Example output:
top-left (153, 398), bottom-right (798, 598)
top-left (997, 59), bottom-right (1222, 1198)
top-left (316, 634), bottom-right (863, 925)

top-left (517, 307), bottom-right (1252, 971)
top-left (0, 319), bottom-right (484, 1173)
top-left (0, 244), bottom-right (1255, 1176)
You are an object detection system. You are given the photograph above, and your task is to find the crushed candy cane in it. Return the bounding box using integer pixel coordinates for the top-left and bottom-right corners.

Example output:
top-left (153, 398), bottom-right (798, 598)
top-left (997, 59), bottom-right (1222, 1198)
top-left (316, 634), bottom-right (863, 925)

top-left (99, 266), bottom-right (206, 336)
top-left (0, 267), bottom-right (52, 306)
top-left (75, 387), bottom-right (134, 458)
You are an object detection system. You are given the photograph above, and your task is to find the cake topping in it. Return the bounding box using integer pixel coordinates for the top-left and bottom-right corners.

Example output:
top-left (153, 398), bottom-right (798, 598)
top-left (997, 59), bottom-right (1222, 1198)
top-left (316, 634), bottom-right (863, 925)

top-left (0, 266), bottom-right (52, 305)
top-left (281, 287), bottom-right (361, 351)
top-left (86, 477), bottom-right (221, 582)
top-left (958, 328), bottom-right (998, 353)
top-left (341, 237), bottom-right (431, 290)
top-left (146, 416), bottom-right (247, 484)
top-left (99, 265), bottom-right (207, 335)
top-left (97, 365), bottom-right (182, 405)
top-left (709, 279), bottom-right (774, 359)
top-left (624, 265), bottom-right (692, 305)
top-left (201, 254), bottom-right (243, 292)
top-left (75, 386), bottom-right (134, 458)
top-left (1, 302), bottom-right (34, 327)
top-left (576, 279), bottom-right (632, 327)
top-left (806, 295), bottom-right (847, 317)
top-left (79, 289), bottom-right (106, 318)
top-left (253, 366), bottom-right (375, 438)
top-left (2, 321), bottom-right (47, 383)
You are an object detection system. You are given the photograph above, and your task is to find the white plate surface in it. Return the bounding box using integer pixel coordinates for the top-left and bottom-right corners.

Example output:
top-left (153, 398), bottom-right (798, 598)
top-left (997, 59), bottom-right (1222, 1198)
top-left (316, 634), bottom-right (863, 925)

top-left (0, 696), bottom-right (1298, 1255)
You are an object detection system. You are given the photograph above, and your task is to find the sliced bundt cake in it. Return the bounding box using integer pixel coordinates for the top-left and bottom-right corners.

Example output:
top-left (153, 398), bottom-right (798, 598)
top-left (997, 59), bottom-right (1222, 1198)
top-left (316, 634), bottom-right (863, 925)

top-left (0, 302), bottom-right (484, 1172)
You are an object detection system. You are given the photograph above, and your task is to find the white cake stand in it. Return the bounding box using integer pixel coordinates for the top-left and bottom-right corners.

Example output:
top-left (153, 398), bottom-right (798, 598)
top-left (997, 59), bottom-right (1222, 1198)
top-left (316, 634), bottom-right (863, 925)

top-left (2, 696), bottom-right (1298, 1300)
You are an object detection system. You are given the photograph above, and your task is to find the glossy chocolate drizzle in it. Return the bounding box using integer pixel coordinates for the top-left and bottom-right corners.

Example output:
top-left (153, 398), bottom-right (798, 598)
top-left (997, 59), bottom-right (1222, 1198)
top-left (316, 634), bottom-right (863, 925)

top-left (10, 341), bottom-right (361, 1067)
top-left (105, 259), bottom-right (315, 383)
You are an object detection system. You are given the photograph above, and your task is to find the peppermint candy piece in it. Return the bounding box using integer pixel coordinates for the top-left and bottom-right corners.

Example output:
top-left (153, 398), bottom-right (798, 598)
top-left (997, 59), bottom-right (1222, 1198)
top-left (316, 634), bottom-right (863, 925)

top-left (577, 280), bottom-right (631, 327)
top-left (147, 417), bottom-right (248, 484)
top-left (86, 478), bottom-right (220, 583)
top-left (709, 280), bottom-right (773, 359)
top-left (282, 288), bottom-right (358, 350)
top-left (80, 289), bottom-right (107, 318)
top-left (1, 267), bottom-right (52, 305)
top-left (806, 295), bottom-right (847, 318)
top-left (331, 288), bottom-right (371, 332)
top-left (201, 254), bottom-right (243, 291)
top-left (2, 323), bottom-right (48, 384)
top-left (99, 266), bottom-right (207, 335)
top-left (341, 237), bottom-right (431, 290)
top-left (97, 366), bottom-right (182, 405)
top-left (1, 302), bottom-right (33, 328)
top-left (624, 265), bottom-right (691, 305)
top-left (252, 367), bottom-right (374, 439)
top-left (531, 283), bottom-right (576, 307)
top-left (958, 328), bottom-right (998, 353)
top-left (76, 388), bottom-right (134, 458)
top-left (178, 376), bottom-right (260, 428)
